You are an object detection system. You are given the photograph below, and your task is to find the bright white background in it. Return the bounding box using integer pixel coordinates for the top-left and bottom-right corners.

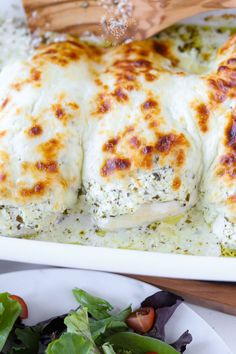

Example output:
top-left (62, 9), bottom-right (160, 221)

top-left (0, 261), bottom-right (235, 353)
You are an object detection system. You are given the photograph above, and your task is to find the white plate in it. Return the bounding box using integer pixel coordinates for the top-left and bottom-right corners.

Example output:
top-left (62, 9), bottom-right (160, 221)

top-left (0, 268), bottom-right (232, 354)
top-left (0, 0), bottom-right (236, 280)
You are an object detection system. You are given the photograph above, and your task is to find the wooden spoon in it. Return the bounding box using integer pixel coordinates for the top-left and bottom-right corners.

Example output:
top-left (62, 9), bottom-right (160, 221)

top-left (23, 0), bottom-right (236, 43)
top-left (129, 275), bottom-right (236, 316)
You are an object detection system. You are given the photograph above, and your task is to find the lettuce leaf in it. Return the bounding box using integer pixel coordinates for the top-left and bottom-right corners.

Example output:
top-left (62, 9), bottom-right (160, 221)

top-left (65, 307), bottom-right (94, 343)
top-left (73, 289), bottom-right (113, 320)
top-left (90, 306), bottom-right (131, 343)
top-left (102, 343), bottom-right (116, 354)
top-left (45, 333), bottom-right (95, 354)
top-left (0, 293), bottom-right (22, 350)
top-left (108, 332), bottom-right (179, 354)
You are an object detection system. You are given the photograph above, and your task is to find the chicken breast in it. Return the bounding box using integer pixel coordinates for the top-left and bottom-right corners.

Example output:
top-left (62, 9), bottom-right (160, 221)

top-left (0, 33), bottom-right (235, 235)
top-left (83, 40), bottom-right (203, 229)
top-left (200, 35), bottom-right (236, 238)
top-left (0, 40), bottom-right (97, 234)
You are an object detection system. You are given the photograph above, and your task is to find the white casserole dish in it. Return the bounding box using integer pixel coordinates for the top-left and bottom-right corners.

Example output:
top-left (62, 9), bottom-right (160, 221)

top-left (0, 0), bottom-right (236, 280)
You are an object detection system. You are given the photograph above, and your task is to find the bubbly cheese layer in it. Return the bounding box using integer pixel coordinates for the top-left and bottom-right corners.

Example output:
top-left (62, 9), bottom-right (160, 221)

top-left (0, 40), bottom-right (98, 233)
top-left (0, 35), bottom-right (235, 234)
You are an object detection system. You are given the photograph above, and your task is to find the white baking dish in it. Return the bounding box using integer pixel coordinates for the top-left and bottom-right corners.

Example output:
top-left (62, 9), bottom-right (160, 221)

top-left (0, 0), bottom-right (236, 280)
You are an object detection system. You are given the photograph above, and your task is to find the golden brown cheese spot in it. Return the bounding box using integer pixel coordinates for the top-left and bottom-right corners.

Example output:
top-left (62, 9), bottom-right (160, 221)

top-left (149, 121), bottom-right (158, 129)
top-left (67, 40), bottom-right (85, 50)
top-left (117, 73), bottom-right (135, 83)
top-left (68, 102), bottom-right (80, 110)
top-left (11, 68), bottom-right (42, 92)
top-left (208, 78), bottom-right (229, 103)
top-left (208, 56), bottom-right (236, 103)
top-left (175, 149), bottom-right (185, 167)
top-left (99, 100), bottom-right (111, 114)
top-left (95, 93), bottom-right (111, 115)
top-left (28, 125), bottom-right (43, 137)
top-left (112, 88), bottom-right (128, 103)
top-left (140, 146), bottom-right (154, 169)
top-left (227, 58), bottom-right (236, 65)
top-left (217, 153), bottom-right (236, 179)
top-left (142, 145), bottom-right (154, 154)
top-left (85, 43), bottom-right (103, 59)
top-left (38, 137), bottom-right (63, 160)
top-left (0, 186), bottom-right (11, 199)
top-left (51, 104), bottom-right (69, 123)
top-left (95, 78), bottom-right (103, 86)
top-left (0, 173), bottom-right (6, 182)
top-left (156, 133), bottom-right (188, 154)
top-left (30, 68), bottom-right (41, 82)
top-left (145, 73), bottom-right (156, 82)
top-left (217, 65), bottom-right (236, 90)
top-left (114, 59), bottom-right (152, 74)
top-left (153, 41), bottom-right (179, 66)
top-left (0, 151), bottom-right (9, 162)
top-left (225, 114), bottom-right (236, 149)
top-left (172, 176), bottom-right (181, 190)
top-left (195, 103), bottom-right (210, 133)
top-left (33, 41), bottom-right (85, 67)
top-left (103, 137), bottom-right (120, 153)
top-left (0, 131), bottom-right (6, 138)
top-left (36, 161), bottom-right (58, 173)
top-left (21, 161), bottom-right (31, 172)
top-left (1, 97), bottom-right (9, 110)
top-left (20, 181), bottom-right (46, 197)
top-left (101, 157), bottom-right (131, 177)
top-left (227, 195), bottom-right (236, 204)
top-left (11, 82), bottom-right (23, 92)
top-left (138, 49), bottom-right (148, 56)
top-left (141, 99), bottom-right (158, 111)
top-left (129, 136), bottom-right (141, 148)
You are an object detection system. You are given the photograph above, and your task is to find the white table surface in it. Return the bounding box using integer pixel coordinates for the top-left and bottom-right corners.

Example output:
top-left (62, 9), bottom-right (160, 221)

top-left (0, 261), bottom-right (235, 353)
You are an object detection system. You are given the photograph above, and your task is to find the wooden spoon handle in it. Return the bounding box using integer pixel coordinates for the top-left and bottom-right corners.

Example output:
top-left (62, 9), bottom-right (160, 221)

top-left (23, 0), bottom-right (236, 41)
top-left (145, 0), bottom-right (236, 39)
top-left (129, 275), bottom-right (236, 316)
top-left (23, 0), bottom-right (104, 35)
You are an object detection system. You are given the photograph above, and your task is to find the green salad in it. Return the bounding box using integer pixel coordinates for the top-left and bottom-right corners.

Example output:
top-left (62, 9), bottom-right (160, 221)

top-left (0, 289), bottom-right (192, 353)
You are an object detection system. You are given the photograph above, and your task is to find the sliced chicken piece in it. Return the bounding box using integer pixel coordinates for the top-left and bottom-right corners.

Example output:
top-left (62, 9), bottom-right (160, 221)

top-left (83, 40), bottom-right (203, 230)
top-left (0, 40), bottom-right (98, 235)
top-left (199, 35), bottom-right (236, 238)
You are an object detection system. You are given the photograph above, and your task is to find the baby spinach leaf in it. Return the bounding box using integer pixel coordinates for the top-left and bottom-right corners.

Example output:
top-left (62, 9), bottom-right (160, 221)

top-left (108, 332), bottom-right (179, 354)
top-left (73, 289), bottom-right (113, 320)
top-left (9, 327), bottom-right (40, 354)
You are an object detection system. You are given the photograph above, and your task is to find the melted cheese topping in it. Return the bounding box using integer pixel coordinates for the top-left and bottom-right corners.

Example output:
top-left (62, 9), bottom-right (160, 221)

top-left (83, 41), bottom-right (203, 228)
top-left (0, 40), bottom-right (98, 233)
top-left (0, 34), bottom-right (235, 234)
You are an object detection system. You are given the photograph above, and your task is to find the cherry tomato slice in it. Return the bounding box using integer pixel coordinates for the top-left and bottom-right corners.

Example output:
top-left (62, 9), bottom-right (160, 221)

top-left (10, 295), bottom-right (28, 319)
top-left (146, 352), bottom-right (159, 354)
top-left (126, 307), bottom-right (155, 333)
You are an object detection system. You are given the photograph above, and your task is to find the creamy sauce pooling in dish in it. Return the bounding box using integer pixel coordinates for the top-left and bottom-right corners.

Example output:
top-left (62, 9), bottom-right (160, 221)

top-left (1, 13), bottom-right (236, 256)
